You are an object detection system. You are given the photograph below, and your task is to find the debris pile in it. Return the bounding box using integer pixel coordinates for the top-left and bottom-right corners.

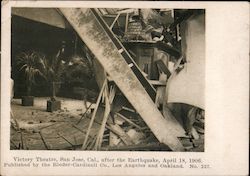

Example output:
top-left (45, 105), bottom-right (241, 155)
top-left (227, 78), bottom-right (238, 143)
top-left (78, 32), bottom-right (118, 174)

top-left (10, 8), bottom-right (205, 152)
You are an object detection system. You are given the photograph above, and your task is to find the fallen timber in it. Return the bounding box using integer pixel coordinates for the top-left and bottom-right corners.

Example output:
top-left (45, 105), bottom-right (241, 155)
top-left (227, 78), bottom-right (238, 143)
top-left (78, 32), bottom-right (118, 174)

top-left (59, 8), bottom-right (185, 151)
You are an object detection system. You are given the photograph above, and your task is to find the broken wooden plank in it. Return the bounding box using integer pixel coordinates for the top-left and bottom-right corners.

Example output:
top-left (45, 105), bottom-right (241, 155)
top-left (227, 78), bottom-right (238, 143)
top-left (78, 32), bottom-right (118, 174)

top-left (57, 133), bottom-right (74, 148)
top-left (60, 8), bottom-right (185, 151)
top-left (155, 59), bottom-right (171, 78)
top-left (110, 13), bottom-right (120, 29)
top-left (94, 84), bottom-right (111, 150)
top-left (149, 80), bottom-right (166, 86)
top-left (109, 131), bottom-right (120, 146)
top-left (82, 81), bottom-right (106, 149)
top-left (87, 135), bottom-right (97, 150)
top-left (116, 112), bottom-right (142, 130)
top-left (85, 107), bottom-right (134, 146)
top-left (122, 106), bottom-right (136, 113)
top-left (156, 42), bottom-right (181, 58)
top-left (39, 131), bottom-right (49, 150)
top-left (107, 123), bottom-right (134, 145)
top-left (10, 139), bottom-right (18, 149)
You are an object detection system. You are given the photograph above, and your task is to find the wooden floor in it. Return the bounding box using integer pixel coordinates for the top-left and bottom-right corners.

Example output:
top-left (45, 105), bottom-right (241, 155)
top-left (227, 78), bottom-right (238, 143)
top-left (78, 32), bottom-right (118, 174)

top-left (10, 98), bottom-right (204, 151)
top-left (10, 97), bottom-right (99, 150)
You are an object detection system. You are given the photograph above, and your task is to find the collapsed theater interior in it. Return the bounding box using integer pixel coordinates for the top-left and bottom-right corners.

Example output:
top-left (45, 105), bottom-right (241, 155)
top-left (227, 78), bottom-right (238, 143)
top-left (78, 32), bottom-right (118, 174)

top-left (10, 8), bottom-right (205, 151)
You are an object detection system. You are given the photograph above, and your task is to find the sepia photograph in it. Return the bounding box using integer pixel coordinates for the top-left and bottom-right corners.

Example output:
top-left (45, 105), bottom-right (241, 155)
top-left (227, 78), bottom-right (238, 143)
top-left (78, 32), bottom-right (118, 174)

top-left (1, 1), bottom-right (249, 176)
top-left (10, 7), bottom-right (205, 152)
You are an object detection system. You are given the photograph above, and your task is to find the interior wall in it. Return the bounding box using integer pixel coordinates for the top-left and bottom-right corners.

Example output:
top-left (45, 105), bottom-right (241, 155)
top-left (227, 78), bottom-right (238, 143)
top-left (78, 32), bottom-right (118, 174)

top-left (167, 12), bottom-right (205, 109)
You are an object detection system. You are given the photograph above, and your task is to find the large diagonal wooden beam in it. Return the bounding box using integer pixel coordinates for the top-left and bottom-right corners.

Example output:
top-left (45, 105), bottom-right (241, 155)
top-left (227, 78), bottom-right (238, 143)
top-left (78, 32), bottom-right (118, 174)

top-left (59, 8), bottom-right (185, 151)
top-left (91, 9), bottom-right (156, 101)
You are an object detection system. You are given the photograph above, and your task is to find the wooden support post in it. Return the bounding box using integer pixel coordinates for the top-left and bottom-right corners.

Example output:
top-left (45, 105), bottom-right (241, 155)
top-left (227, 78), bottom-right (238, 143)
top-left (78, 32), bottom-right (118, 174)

top-left (88, 135), bottom-right (97, 150)
top-left (94, 83), bottom-right (110, 150)
top-left (125, 13), bottom-right (129, 33)
top-left (110, 13), bottom-right (120, 30)
top-left (95, 83), bottom-right (117, 150)
top-left (20, 131), bottom-right (24, 149)
top-left (82, 81), bottom-right (106, 149)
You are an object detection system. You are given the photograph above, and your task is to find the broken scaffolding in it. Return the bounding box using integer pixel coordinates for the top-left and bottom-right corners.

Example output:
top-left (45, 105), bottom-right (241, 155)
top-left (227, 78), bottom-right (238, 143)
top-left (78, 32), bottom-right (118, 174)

top-left (10, 8), bottom-right (205, 152)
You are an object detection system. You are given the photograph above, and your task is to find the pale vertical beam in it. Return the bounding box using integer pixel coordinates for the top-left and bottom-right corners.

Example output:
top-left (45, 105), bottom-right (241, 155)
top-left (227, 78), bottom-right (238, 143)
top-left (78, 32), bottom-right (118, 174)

top-left (125, 13), bottom-right (129, 33)
top-left (82, 81), bottom-right (106, 149)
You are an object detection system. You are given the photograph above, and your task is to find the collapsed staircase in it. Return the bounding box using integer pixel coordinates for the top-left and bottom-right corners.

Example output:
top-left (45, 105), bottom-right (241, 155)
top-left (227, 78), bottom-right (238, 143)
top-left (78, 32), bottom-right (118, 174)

top-left (59, 8), bottom-right (185, 151)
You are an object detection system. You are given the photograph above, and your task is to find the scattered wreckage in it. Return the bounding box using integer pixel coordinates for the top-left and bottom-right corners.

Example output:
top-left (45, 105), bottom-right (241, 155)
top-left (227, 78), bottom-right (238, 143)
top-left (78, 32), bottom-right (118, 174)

top-left (11, 8), bottom-right (205, 151)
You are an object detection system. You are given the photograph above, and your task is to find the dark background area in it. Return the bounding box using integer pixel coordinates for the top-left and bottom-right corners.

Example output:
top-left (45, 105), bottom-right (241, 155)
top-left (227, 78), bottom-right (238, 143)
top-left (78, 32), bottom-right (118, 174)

top-left (11, 15), bottom-right (99, 100)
